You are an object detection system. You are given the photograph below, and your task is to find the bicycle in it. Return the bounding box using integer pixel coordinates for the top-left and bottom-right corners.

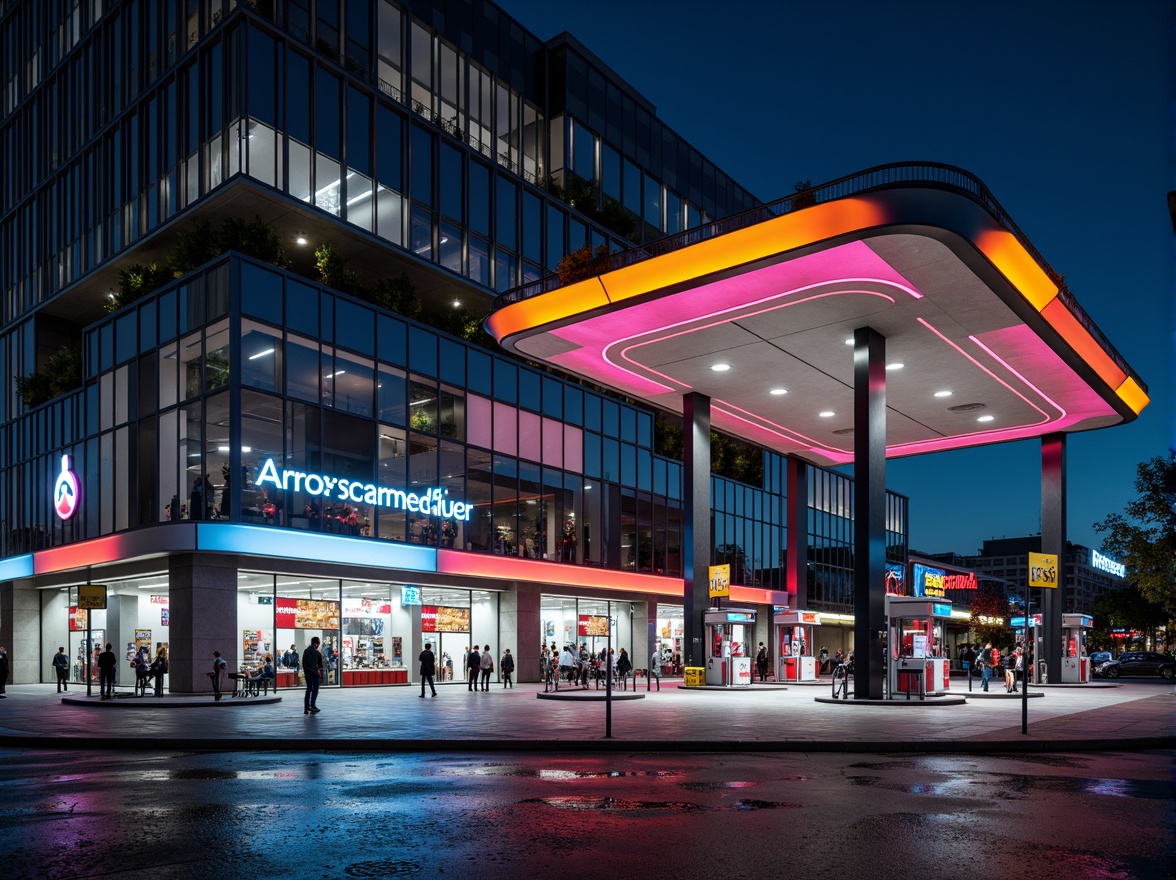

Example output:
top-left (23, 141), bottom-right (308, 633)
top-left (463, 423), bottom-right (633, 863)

top-left (831, 663), bottom-right (853, 700)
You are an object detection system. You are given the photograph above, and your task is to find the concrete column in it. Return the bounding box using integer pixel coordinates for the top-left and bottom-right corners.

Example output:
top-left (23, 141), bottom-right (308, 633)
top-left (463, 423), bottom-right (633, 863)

top-left (1041, 434), bottom-right (1066, 684)
top-left (167, 554), bottom-right (239, 693)
top-left (682, 392), bottom-right (711, 668)
top-left (498, 587), bottom-right (518, 683)
top-left (853, 326), bottom-right (886, 700)
top-left (106, 594), bottom-right (140, 688)
top-left (515, 583), bottom-right (542, 682)
top-left (785, 456), bottom-right (809, 609)
top-left (644, 598), bottom-right (659, 674)
top-left (1, 579), bottom-right (39, 684)
top-left (632, 598), bottom-right (650, 678)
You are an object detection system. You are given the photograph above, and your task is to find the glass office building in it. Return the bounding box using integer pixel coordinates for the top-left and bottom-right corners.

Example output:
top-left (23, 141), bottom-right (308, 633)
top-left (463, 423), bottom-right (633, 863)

top-left (0, 0), bottom-right (906, 691)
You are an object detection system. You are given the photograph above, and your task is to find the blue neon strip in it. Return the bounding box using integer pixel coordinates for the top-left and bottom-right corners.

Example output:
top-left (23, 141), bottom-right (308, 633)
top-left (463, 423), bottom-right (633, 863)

top-left (0, 553), bottom-right (35, 580)
top-left (197, 524), bottom-right (437, 573)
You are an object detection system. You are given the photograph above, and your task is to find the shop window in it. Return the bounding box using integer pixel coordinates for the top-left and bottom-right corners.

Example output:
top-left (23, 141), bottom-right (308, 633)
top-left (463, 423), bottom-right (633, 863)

top-left (274, 577), bottom-right (341, 685)
top-left (239, 391), bottom-right (283, 524)
top-left (438, 383), bottom-right (465, 440)
top-left (285, 334), bottom-right (320, 403)
top-left (377, 425), bottom-right (407, 540)
top-left (377, 365), bottom-right (407, 425)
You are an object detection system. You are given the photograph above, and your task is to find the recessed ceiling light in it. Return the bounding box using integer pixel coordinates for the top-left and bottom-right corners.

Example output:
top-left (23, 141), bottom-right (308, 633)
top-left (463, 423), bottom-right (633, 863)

top-left (295, 234), bottom-right (308, 246)
top-left (452, 299), bottom-right (462, 308)
top-left (819, 411), bottom-right (835, 418)
top-left (885, 362), bottom-right (904, 371)
top-left (844, 338), bottom-right (855, 345)
top-left (934, 390), bottom-right (953, 398)
top-left (769, 388), bottom-right (787, 396)
top-left (710, 363), bottom-right (731, 372)
top-left (977, 415), bottom-right (995, 422)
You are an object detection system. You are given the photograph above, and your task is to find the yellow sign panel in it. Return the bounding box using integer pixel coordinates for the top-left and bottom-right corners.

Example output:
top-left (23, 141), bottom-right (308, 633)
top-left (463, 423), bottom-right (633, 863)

top-left (708, 564), bottom-right (731, 598)
top-left (77, 584), bottom-right (108, 610)
top-left (1028, 552), bottom-right (1059, 589)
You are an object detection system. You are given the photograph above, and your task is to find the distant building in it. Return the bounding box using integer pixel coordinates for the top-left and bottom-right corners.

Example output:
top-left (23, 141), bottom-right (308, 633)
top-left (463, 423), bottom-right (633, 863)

top-left (926, 536), bottom-right (1128, 615)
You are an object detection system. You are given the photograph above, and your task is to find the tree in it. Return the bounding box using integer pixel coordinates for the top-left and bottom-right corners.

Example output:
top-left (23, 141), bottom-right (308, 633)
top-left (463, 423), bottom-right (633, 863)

top-left (968, 589), bottom-right (1014, 647)
top-left (1093, 453), bottom-right (1176, 611)
top-left (792, 179), bottom-right (817, 210)
top-left (106, 263), bottom-right (172, 313)
top-left (1091, 585), bottom-right (1168, 652)
top-left (170, 215), bottom-right (290, 276)
top-left (556, 244), bottom-right (610, 285)
top-left (15, 343), bottom-right (83, 408)
top-left (314, 242), bottom-right (363, 296)
top-left (372, 273), bottom-right (422, 319)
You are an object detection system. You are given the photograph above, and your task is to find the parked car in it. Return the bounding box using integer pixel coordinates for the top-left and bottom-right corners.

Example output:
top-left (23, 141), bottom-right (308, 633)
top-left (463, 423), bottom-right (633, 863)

top-left (1089, 651), bottom-right (1112, 668)
top-left (1095, 651), bottom-right (1175, 680)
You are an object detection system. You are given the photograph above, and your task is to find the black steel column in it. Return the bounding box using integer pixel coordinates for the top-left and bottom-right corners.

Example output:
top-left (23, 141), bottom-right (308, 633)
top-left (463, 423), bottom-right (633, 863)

top-left (853, 327), bottom-right (886, 700)
top-left (785, 456), bottom-right (809, 609)
top-left (1041, 433), bottom-right (1066, 684)
top-left (682, 393), bottom-right (711, 668)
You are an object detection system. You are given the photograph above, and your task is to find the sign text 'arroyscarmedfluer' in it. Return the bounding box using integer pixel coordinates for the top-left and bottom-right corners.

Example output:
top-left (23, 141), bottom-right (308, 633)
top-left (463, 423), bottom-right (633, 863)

top-left (255, 458), bottom-right (472, 521)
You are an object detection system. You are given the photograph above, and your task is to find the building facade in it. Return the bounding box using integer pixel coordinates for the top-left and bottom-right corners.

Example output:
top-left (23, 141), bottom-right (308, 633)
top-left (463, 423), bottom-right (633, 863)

top-left (0, 0), bottom-right (905, 691)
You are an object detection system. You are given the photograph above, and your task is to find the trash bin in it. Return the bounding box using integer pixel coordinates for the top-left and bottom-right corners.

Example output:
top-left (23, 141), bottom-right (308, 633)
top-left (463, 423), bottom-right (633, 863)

top-left (684, 667), bottom-right (705, 687)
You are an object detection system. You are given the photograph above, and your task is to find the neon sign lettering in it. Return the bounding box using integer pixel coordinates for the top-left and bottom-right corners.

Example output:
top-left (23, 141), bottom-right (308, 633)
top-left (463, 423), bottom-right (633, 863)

top-left (1091, 549), bottom-right (1125, 578)
top-left (254, 458), bottom-right (472, 521)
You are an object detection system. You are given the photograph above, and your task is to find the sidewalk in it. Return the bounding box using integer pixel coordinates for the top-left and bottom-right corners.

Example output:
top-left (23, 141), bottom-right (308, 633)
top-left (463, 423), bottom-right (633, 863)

top-left (1, 679), bottom-right (1171, 754)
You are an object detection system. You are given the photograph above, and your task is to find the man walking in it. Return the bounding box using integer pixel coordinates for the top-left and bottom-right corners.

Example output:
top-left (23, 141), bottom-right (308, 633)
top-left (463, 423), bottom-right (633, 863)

top-left (97, 643), bottom-right (117, 699)
top-left (53, 646), bottom-right (70, 692)
top-left (419, 641), bottom-right (438, 697)
top-left (302, 637), bottom-right (324, 714)
top-left (466, 645), bottom-right (481, 691)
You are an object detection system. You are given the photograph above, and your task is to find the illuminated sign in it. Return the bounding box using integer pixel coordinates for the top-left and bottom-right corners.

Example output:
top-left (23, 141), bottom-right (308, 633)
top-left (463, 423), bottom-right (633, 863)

top-left (1091, 550), bottom-right (1126, 578)
top-left (942, 572), bottom-right (978, 590)
top-left (150, 595), bottom-right (169, 604)
top-left (932, 602), bottom-right (952, 617)
top-left (77, 584), bottom-right (107, 610)
top-left (53, 455), bottom-right (81, 521)
top-left (255, 458), bottom-right (472, 521)
top-left (884, 564), bottom-right (904, 594)
top-left (725, 612), bottom-right (754, 622)
top-left (401, 586), bottom-right (422, 606)
top-left (421, 605), bottom-right (469, 633)
top-left (1028, 552), bottom-right (1059, 588)
top-left (578, 614), bottom-right (610, 636)
top-left (276, 598), bottom-right (340, 629)
top-left (708, 564), bottom-right (731, 598)
top-left (977, 615), bottom-right (1006, 626)
top-left (912, 563), bottom-right (946, 598)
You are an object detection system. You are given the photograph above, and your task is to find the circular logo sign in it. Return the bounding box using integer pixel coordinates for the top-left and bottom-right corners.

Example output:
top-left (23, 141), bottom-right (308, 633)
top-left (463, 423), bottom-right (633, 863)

top-left (54, 455), bottom-right (80, 521)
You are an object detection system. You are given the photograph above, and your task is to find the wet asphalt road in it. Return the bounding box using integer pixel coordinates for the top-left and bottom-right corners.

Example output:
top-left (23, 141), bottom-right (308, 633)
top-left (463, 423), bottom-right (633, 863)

top-left (0, 749), bottom-right (1171, 880)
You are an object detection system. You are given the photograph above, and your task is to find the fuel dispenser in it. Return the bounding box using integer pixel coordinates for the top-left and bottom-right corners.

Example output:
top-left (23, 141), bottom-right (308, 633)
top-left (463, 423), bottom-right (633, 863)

top-left (703, 608), bottom-right (756, 686)
top-left (1060, 613), bottom-right (1093, 683)
top-left (773, 610), bottom-right (821, 681)
top-left (886, 595), bottom-right (953, 698)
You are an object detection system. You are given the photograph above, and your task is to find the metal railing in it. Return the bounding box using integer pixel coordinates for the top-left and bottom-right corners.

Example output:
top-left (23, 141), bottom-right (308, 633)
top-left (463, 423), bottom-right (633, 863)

top-left (490, 162), bottom-right (1141, 391)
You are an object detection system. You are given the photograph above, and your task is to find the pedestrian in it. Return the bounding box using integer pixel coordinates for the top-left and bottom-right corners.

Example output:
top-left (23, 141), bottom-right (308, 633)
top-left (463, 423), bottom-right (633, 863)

top-left (151, 645), bottom-right (169, 696)
top-left (53, 646), bottom-right (70, 692)
top-left (650, 646), bottom-right (662, 685)
top-left (500, 648), bottom-right (514, 688)
top-left (479, 644), bottom-right (493, 690)
top-left (616, 647), bottom-right (633, 690)
top-left (559, 645), bottom-right (577, 685)
top-left (206, 650), bottom-right (227, 701)
top-left (419, 641), bottom-right (438, 697)
top-left (302, 637), bottom-right (323, 714)
top-left (819, 645), bottom-right (829, 674)
top-left (0, 645), bottom-right (9, 697)
top-left (97, 642), bottom-right (117, 699)
top-left (979, 643), bottom-right (992, 691)
top-left (756, 642), bottom-right (769, 681)
top-left (466, 645), bottom-right (481, 691)
top-left (1005, 649), bottom-right (1019, 693)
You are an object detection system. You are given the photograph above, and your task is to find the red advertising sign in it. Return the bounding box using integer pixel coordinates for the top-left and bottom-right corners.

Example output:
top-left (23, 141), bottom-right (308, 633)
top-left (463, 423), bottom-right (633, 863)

top-left (275, 598), bottom-right (339, 630)
top-left (578, 614), bottom-right (610, 636)
top-left (69, 606), bottom-right (86, 632)
top-left (421, 605), bottom-right (469, 633)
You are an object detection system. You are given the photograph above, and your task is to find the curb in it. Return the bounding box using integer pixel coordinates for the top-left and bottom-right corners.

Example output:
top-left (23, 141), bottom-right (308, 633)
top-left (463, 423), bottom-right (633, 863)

top-left (2, 734), bottom-right (1172, 754)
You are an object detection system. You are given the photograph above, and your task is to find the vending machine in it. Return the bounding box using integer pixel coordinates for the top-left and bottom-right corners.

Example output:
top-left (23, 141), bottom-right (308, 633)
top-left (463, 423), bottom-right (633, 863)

top-left (773, 610), bottom-right (821, 681)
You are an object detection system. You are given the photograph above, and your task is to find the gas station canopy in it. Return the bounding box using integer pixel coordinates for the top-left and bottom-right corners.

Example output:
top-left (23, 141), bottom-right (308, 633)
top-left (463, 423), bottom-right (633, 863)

top-left (488, 164), bottom-right (1148, 467)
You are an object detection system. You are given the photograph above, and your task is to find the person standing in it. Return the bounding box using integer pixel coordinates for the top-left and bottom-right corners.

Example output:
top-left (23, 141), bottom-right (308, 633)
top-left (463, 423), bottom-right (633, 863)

top-left (97, 643), bottom-right (117, 699)
top-left (53, 646), bottom-right (70, 692)
top-left (979, 643), bottom-right (992, 692)
top-left (466, 645), bottom-right (481, 692)
top-left (500, 648), bottom-right (514, 688)
top-left (419, 641), bottom-right (438, 698)
top-left (151, 645), bottom-right (169, 696)
top-left (479, 644), bottom-right (493, 691)
top-left (616, 648), bottom-right (633, 690)
top-left (961, 644), bottom-right (977, 681)
top-left (756, 642), bottom-right (769, 682)
top-left (207, 650), bottom-right (227, 701)
top-left (302, 637), bottom-right (323, 714)
top-left (650, 646), bottom-right (662, 686)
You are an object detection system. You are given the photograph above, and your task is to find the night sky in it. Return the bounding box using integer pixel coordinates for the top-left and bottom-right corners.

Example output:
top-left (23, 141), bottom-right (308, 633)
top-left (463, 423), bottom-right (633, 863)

top-left (506, 0), bottom-right (1174, 556)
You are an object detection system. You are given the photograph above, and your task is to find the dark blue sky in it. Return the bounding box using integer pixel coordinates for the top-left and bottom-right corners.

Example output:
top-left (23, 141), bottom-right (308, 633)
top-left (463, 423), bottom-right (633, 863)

top-left (506, 0), bottom-right (1174, 555)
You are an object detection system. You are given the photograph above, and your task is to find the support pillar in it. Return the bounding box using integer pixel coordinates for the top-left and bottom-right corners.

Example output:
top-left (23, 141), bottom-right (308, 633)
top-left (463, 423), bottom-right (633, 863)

top-left (1, 579), bottom-right (39, 684)
top-left (853, 327), bottom-right (886, 700)
top-left (1041, 433), bottom-right (1066, 683)
top-left (515, 583), bottom-right (542, 682)
top-left (785, 456), bottom-right (809, 609)
top-left (168, 554), bottom-right (239, 693)
top-left (682, 392), bottom-right (711, 668)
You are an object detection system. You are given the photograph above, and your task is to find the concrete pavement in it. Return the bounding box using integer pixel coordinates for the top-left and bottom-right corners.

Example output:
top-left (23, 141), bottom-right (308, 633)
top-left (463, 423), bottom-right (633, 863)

top-left (0, 678), bottom-right (1171, 753)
